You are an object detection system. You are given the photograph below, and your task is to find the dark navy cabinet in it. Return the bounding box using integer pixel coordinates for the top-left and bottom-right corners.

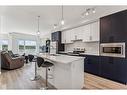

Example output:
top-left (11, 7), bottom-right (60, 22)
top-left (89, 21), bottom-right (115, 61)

top-left (84, 55), bottom-right (127, 84)
top-left (100, 15), bottom-right (112, 43)
top-left (111, 11), bottom-right (127, 42)
top-left (100, 10), bottom-right (127, 43)
top-left (51, 31), bottom-right (65, 52)
top-left (84, 55), bottom-right (101, 76)
top-left (99, 9), bottom-right (127, 84)
top-left (51, 31), bottom-right (61, 42)
top-left (113, 58), bottom-right (127, 84)
top-left (100, 57), bottom-right (116, 81)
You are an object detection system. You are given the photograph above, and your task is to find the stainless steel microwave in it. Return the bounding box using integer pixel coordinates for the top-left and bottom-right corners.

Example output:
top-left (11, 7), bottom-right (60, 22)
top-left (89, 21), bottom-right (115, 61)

top-left (100, 42), bottom-right (125, 58)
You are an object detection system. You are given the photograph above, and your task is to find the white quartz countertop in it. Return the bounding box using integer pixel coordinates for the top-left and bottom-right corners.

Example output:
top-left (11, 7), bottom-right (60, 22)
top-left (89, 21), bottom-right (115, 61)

top-left (38, 53), bottom-right (85, 64)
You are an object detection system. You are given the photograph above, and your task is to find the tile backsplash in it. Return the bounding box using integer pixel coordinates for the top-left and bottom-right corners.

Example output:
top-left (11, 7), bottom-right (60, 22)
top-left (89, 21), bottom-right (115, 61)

top-left (65, 41), bottom-right (100, 55)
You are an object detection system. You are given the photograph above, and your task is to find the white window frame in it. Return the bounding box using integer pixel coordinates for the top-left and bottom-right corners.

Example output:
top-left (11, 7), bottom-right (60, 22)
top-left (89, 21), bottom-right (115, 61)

top-left (0, 39), bottom-right (9, 51)
top-left (18, 39), bottom-right (37, 55)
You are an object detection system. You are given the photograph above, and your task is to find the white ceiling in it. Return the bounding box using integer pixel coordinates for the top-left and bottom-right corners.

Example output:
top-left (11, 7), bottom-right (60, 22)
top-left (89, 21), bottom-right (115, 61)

top-left (0, 6), bottom-right (127, 35)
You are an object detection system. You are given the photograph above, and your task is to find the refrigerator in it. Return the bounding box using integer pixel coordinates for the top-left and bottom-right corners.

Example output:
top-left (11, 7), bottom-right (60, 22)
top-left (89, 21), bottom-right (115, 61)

top-left (50, 42), bottom-right (58, 54)
top-left (46, 40), bottom-right (50, 53)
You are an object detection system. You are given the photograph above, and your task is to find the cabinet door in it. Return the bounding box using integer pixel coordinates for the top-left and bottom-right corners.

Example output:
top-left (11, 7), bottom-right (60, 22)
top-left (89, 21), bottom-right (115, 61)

top-left (84, 55), bottom-right (100, 76)
top-left (113, 58), bottom-right (127, 84)
top-left (90, 21), bottom-right (99, 42)
top-left (111, 11), bottom-right (127, 42)
top-left (62, 31), bottom-right (66, 43)
top-left (65, 30), bottom-right (73, 44)
top-left (100, 56), bottom-right (115, 80)
top-left (82, 24), bottom-right (91, 42)
top-left (100, 15), bottom-right (112, 43)
top-left (70, 27), bottom-right (83, 41)
top-left (70, 29), bottom-right (75, 41)
top-left (76, 26), bottom-right (83, 40)
top-left (51, 32), bottom-right (60, 42)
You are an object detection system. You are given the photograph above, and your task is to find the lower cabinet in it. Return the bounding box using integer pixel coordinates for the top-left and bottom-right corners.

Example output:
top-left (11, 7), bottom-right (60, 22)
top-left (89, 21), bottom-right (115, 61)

top-left (84, 55), bottom-right (127, 84)
top-left (100, 57), bottom-right (116, 81)
top-left (113, 58), bottom-right (127, 84)
top-left (84, 55), bottom-right (100, 76)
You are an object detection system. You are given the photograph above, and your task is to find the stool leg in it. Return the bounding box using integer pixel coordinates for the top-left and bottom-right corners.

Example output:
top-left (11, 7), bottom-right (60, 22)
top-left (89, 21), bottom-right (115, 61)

top-left (30, 61), bottom-right (41, 81)
top-left (40, 67), bottom-right (48, 90)
top-left (46, 67), bottom-right (48, 88)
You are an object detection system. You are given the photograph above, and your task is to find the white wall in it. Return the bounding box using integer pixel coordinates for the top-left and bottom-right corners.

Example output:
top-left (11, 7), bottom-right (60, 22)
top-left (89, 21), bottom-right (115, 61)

top-left (1, 15), bottom-right (37, 35)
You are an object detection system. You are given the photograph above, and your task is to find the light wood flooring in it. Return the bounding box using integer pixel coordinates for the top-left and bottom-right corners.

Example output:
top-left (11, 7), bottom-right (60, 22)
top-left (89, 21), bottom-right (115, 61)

top-left (84, 73), bottom-right (127, 89)
top-left (0, 63), bottom-right (55, 89)
top-left (0, 63), bottom-right (127, 89)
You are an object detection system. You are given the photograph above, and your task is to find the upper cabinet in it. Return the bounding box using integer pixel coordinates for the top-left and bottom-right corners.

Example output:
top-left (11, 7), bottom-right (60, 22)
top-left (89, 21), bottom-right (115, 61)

top-left (62, 30), bottom-right (73, 44)
top-left (51, 31), bottom-right (61, 42)
top-left (70, 26), bottom-right (83, 41)
top-left (100, 10), bottom-right (127, 43)
top-left (82, 24), bottom-right (91, 42)
top-left (61, 20), bottom-right (100, 43)
top-left (82, 21), bottom-right (100, 42)
top-left (90, 21), bottom-right (100, 42)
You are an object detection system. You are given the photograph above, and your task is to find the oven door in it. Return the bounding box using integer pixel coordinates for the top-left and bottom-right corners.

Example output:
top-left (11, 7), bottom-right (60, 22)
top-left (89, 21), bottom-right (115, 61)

top-left (100, 43), bottom-right (125, 58)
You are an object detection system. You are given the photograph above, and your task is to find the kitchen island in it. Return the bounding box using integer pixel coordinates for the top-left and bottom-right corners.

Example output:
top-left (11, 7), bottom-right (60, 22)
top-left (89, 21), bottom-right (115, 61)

top-left (38, 53), bottom-right (85, 89)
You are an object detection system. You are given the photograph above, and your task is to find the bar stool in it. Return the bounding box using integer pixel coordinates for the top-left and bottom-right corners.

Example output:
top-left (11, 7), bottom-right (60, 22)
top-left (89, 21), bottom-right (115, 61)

top-left (37, 57), bottom-right (54, 89)
top-left (28, 54), bottom-right (41, 81)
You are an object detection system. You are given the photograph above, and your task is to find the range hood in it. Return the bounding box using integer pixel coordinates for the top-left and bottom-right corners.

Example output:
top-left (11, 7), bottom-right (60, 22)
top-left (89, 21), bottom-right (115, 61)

top-left (71, 39), bottom-right (83, 42)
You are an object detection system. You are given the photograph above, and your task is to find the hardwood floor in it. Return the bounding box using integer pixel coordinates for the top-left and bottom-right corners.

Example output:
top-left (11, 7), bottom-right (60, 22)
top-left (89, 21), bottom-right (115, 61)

top-left (84, 73), bottom-right (127, 89)
top-left (0, 63), bottom-right (127, 89)
top-left (0, 63), bottom-right (55, 89)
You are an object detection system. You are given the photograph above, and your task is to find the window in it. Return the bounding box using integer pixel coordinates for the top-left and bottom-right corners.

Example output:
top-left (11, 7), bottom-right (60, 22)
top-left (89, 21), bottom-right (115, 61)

top-left (0, 40), bottom-right (8, 51)
top-left (18, 40), bottom-right (25, 54)
top-left (25, 40), bottom-right (36, 54)
top-left (18, 40), bottom-right (36, 54)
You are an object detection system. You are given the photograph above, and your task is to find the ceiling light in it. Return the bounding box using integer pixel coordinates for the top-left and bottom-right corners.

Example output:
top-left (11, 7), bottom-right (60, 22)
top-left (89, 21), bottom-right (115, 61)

top-left (53, 24), bottom-right (57, 29)
top-left (37, 16), bottom-right (40, 35)
top-left (92, 8), bottom-right (96, 13)
top-left (85, 12), bottom-right (89, 16)
top-left (61, 19), bottom-right (65, 25)
top-left (81, 8), bottom-right (96, 17)
top-left (37, 31), bottom-right (40, 35)
top-left (61, 5), bottom-right (65, 25)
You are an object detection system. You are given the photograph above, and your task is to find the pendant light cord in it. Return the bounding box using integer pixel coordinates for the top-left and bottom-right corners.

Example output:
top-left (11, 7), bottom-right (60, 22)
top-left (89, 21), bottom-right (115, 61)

top-left (38, 16), bottom-right (40, 33)
top-left (62, 5), bottom-right (63, 20)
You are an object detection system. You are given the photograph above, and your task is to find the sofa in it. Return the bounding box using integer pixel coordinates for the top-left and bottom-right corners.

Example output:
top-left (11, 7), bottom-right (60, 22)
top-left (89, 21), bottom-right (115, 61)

top-left (1, 51), bottom-right (24, 70)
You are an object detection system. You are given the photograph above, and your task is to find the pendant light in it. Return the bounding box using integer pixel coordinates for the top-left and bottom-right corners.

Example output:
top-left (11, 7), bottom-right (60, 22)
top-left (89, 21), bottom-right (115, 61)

top-left (37, 16), bottom-right (40, 35)
top-left (61, 5), bottom-right (65, 25)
